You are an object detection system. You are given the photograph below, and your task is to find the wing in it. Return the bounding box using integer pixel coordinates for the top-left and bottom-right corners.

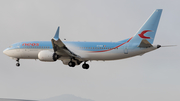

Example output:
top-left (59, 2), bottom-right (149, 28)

top-left (51, 27), bottom-right (82, 60)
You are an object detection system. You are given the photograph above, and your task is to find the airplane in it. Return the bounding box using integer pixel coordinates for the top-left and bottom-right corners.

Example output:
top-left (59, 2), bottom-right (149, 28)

top-left (3, 9), bottom-right (164, 69)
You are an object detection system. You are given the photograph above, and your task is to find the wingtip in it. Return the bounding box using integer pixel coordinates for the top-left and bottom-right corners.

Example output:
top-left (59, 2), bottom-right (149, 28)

top-left (156, 9), bottom-right (163, 12)
top-left (53, 26), bottom-right (60, 41)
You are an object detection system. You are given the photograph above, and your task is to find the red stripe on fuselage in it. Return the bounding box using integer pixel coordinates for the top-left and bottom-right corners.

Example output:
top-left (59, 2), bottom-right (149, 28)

top-left (90, 37), bottom-right (133, 53)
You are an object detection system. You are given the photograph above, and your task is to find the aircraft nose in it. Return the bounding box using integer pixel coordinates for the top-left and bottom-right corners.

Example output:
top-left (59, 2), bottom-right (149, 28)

top-left (3, 48), bottom-right (9, 55)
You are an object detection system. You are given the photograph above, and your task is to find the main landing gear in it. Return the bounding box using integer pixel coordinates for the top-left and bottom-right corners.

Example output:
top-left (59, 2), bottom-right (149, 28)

top-left (68, 59), bottom-right (90, 69)
top-left (68, 61), bottom-right (76, 67)
top-left (68, 58), bottom-right (89, 69)
top-left (16, 58), bottom-right (20, 67)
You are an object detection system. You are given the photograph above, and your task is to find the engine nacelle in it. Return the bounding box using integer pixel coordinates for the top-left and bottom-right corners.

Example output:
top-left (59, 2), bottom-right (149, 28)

top-left (38, 50), bottom-right (59, 62)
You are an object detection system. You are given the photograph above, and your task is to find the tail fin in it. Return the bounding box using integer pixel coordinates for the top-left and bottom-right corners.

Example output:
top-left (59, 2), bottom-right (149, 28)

top-left (129, 9), bottom-right (162, 44)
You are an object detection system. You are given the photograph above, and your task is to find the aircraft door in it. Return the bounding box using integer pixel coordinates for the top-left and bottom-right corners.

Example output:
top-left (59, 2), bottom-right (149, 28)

top-left (124, 44), bottom-right (128, 54)
top-left (16, 43), bottom-right (20, 52)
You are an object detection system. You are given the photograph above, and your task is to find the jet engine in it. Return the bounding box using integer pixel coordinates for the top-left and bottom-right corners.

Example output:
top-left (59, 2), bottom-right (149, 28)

top-left (38, 50), bottom-right (59, 62)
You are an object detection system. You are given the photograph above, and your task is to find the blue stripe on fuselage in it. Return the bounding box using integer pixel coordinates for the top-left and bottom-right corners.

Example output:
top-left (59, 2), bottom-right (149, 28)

top-left (9, 38), bottom-right (130, 52)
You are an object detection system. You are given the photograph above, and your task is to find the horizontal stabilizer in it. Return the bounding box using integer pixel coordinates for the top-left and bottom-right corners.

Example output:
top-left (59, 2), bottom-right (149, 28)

top-left (161, 45), bottom-right (177, 47)
top-left (138, 39), bottom-right (153, 48)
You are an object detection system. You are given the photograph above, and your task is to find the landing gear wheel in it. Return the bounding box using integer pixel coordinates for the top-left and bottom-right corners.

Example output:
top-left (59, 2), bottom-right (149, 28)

top-left (16, 63), bottom-right (20, 67)
top-left (16, 58), bottom-right (20, 67)
top-left (68, 61), bottom-right (75, 67)
top-left (82, 63), bottom-right (89, 69)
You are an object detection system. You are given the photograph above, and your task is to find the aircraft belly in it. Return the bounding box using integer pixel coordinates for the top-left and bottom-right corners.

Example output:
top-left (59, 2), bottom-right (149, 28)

top-left (81, 52), bottom-right (125, 60)
top-left (14, 49), bottom-right (48, 59)
top-left (17, 49), bottom-right (39, 59)
top-left (80, 47), bottom-right (157, 61)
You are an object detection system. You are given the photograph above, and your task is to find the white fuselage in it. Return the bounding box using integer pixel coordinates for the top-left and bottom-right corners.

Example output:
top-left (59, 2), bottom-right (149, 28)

top-left (3, 44), bottom-right (158, 61)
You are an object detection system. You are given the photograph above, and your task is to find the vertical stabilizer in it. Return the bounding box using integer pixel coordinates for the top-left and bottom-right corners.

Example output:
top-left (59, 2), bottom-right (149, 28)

top-left (129, 9), bottom-right (162, 44)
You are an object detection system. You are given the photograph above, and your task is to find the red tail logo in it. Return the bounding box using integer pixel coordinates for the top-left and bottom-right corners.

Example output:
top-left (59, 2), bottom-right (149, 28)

top-left (138, 30), bottom-right (152, 39)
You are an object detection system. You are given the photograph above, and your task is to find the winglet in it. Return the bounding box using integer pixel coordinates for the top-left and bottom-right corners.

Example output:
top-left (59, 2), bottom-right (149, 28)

top-left (53, 26), bottom-right (60, 41)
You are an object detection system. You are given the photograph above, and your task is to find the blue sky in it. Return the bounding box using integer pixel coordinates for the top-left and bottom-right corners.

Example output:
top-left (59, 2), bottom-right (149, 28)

top-left (0, 0), bottom-right (180, 101)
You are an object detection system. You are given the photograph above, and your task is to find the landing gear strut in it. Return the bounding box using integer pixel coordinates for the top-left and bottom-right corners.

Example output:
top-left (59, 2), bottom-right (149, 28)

top-left (68, 58), bottom-right (76, 67)
top-left (16, 58), bottom-right (20, 67)
top-left (82, 62), bottom-right (89, 69)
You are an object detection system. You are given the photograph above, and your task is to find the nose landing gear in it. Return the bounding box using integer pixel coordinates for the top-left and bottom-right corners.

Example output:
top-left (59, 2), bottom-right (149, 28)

top-left (16, 58), bottom-right (20, 67)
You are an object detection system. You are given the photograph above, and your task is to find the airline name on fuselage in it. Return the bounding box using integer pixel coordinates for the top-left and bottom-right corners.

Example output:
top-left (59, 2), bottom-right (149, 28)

top-left (22, 43), bottom-right (39, 46)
